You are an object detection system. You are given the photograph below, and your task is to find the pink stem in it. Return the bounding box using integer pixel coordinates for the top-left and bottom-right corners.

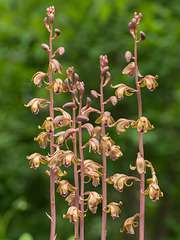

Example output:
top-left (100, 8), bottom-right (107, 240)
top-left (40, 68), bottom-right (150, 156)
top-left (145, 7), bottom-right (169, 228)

top-left (134, 28), bottom-right (145, 240)
top-left (49, 23), bottom-right (56, 240)
top-left (79, 97), bottom-right (84, 240)
top-left (72, 96), bottom-right (79, 240)
top-left (100, 75), bottom-right (107, 240)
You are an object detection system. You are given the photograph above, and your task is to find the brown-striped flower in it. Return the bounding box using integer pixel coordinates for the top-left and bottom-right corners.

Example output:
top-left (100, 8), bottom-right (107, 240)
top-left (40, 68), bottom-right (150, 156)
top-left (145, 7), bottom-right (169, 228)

top-left (122, 62), bottom-right (142, 77)
top-left (130, 152), bottom-right (146, 174)
top-left (104, 201), bottom-right (123, 219)
top-left (83, 191), bottom-right (102, 214)
top-left (138, 75), bottom-right (159, 91)
top-left (24, 98), bottom-right (50, 114)
top-left (32, 71), bottom-right (47, 87)
top-left (120, 213), bottom-right (140, 234)
top-left (57, 180), bottom-right (77, 197)
top-left (131, 116), bottom-right (154, 133)
top-left (26, 153), bottom-right (47, 169)
top-left (95, 111), bottom-right (115, 127)
top-left (46, 78), bottom-right (67, 94)
top-left (48, 59), bottom-right (63, 74)
top-left (106, 145), bottom-right (123, 160)
top-left (110, 84), bottom-right (136, 100)
top-left (34, 132), bottom-right (49, 149)
top-left (106, 174), bottom-right (140, 192)
top-left (63, 206), bottom-right (84, 223)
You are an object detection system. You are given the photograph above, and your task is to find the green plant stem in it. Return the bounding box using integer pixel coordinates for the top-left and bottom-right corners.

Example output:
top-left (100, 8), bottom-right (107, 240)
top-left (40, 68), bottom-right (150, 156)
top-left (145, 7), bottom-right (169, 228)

top-left (49, 22), bottom-right (56, 240)
top-left (79, 97), bottom-right (84, 240)
top-left (100, 74), bottom-right (107, 240)
top-left (72, 97), bottom-right (79, 240)
top-left (134, 28), bottom-right (145, 240)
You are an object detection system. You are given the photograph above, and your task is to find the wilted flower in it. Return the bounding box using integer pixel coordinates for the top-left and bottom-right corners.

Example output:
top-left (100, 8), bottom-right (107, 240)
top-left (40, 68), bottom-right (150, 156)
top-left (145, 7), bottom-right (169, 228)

top-left (106, 174), bottom-right (140, 192)
top-left (32, 71), bottom-right (47, 87)
top-left (101, 136), bottom-right (115, 153)
top-left (34, 132), bottom-right (49, 149)
top-left (26, 153), bottom-right (47, 169)
top-left (106, 145), bottom-right (123, 160)
top-left (83, 191), bottom-right (102, 214)
top-left (45, 166), bottom-right (67, 182)
top-left (110, 84), bottom-right (136, 100)
top-left (130, 152), bottom-right (146, 174)
top-left (122, 62), bottom-right (142, 77)
top-left (138, 75), bottom-right (159, 91)
top-left (24, 98), bottom-right (50, 114)
top-left (83, 138), bottom-right (100, 153)
top-left (95, 111), bottom-right (115, 127)
top-left (48, 59), bottom-right (63, 74)
top-left (46, 78), bottom-right (67, 94)
top-left (63, 206), bottom-right (84, 223)
top-left (143, 172), bottom-right (163, 201)
top-left (120, 213), bottom-right (140, 234)
top-left (104, 201), bottom-right (123, 219)
top-left (131, 116), bottom-right (154, 133)
top-left (57, 180), bottom-right (77, 197)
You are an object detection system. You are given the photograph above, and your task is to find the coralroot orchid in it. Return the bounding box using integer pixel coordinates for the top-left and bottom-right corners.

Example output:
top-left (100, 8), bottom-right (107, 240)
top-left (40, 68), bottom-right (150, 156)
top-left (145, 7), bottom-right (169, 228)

top-left (95, 111), bottom-right (115, 127)
top-left (83, 191), bottom-right (102, 214)
top-left (24, 98), bottom-right (50, 114)
top-left (138, 75), bottom-right (159, 91)
top-left (120, 213), bottom-right (140, 234)
top-left (57, 180), bottom-right (77, 197)
top-left (110, 83), bottom-right (136, 100)
top-left (104, 201), bottom-right (123, 219)
top-left (131, 116), bottom-right (154, 133)
top-left (26, 153), bottom-right (47, 169)
top-left (63, 206), bottom-right (84, 223)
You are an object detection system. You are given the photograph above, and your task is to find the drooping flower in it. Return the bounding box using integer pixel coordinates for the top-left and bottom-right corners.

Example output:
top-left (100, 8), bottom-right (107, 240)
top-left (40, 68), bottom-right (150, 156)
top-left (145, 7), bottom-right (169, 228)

top-left (93, 126), bottom-right (102, 140)
top-left (57, 180), bottom-right (77, 197)
top-left (83, 191), bottom-right (102, 214)
top-left (26, 153), bottom-right (47, 169)
top-left (120, 213), bottom-right (140, 234)
top-left (65, 192), bottom-right (75, 206)
top-left (109, 118), bottom-right (135, 134)
top-left (101, 136), bottom-right (115, 153)
top-left (122, 62), bottom-right (142, 77)
top-left (138, 75), bottom-right (159, 91)
top-left (95, 111), bottom-right (115, 127)
top-left (63, 206), bottom-right (84, 223)
top-left (131, 116), bottom-right (154, 133)
top-left (48, 59), bottom-right (63, 74)
top-left (54, 108), bottom-right (72, 127)
top-left (83, 138), bottom-right (100, 153)
top-left (46, 78), bottom-right (67, 94)
top-left (54, 131), bottom-right (65, 146)
top-left (110, 83), bottom-right (136, 100)
top-left (32, 71), bottom-right (47, 87)
top-left (34, 132), bottom-right (49, 149)
top-left (130, 152), bottom-right (146, 174)
top-left (106, 145), bottom-right (123, 160)
top-left (38, 117), bottom-right (59, 133)
top-left (24, 98), bottom-right (50, 114)
top-left (45, 166), bottom-right (67, 183)
top-left (59, 150), bottom-right (80, 167)
top-left (104, 201), bottom-right (123, 219)
top-left (106, 174), bottom-right (140, 192)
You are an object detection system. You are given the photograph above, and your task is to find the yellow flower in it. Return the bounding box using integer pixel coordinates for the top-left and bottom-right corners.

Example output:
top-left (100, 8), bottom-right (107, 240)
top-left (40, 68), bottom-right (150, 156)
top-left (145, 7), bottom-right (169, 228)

top-left (34, 132), bottom-right (49, 149)
top-left (109, 118), bottom-right (134, 135)
top-left (57, 180), bottom-right (77, 197)
top-left (83, 138), bottom-right (100, 153)
top-left (104, 201), bottom-right (123, 219)
top-left (59, 151), bottom-right (80, 167)
top-left (120, 213), bottom-right (140, 234)
top-left (55, 131), bottom-right (65, 146)
top-left (83, 191), bottom-right (102, 214)
top-left (131, 116), bottom-right (154, 133)
top-left (48, 59), bottom-right (63, 74)
top-left (24, 98), bottom-right (50, 114)
top-left (95, 111), bottom-right (115, 127)
top-left (38, 117), bottom-right (59, 133)
top-left (106, 174), bottom-right (140, 192)
top-left (122, 62), bottom-right (142, 77)
top-left (101, 136), bottom-right (115, 153)
top-left (65, 192), bottom-right (75, 206)
top-left (32, 71), bottom-right (47, 87)
top-left (93, 126), bottom-right (102, 140)
top-left (45, 166), bottom-right (67, 183)
top-left (106, 145), bottom-right (123, 160)
top-left (63, 206), bottom-right (84, 223)
top-left (54, 108), bottom-right (72, 127)
top-left (139, 75), bottom-right (159, 91)
top-left (26, 153), bottom-right (47, 169)
top-left (46, 78), bottom-right (67, 94)
top-left (130, 152), bottom-right (146, 174)
top-left (110, 84), bottom-right (136, 100)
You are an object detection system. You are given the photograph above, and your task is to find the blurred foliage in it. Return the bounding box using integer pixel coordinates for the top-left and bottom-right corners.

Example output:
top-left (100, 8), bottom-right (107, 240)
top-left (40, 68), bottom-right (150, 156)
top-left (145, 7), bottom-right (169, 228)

top-left (0, 0), bottom-right (180, 240)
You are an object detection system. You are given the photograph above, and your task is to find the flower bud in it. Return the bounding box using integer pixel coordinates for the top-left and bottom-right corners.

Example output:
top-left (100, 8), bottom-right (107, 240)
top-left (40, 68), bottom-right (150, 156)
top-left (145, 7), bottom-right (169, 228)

top-left (103, 71), bottom-right (111, 87)
top-left (131, 18), bottom-right (137, 29)
top-left (86, 97), bottom-right (91, 108)
top-left (44, 17), bottom-right (50, 31)
top-left (58, 47), bottom-right (65, 55)
top-left (137, 13), bottom-right (142, 24)
top-left (79, 84), bottom-right (85, 97)
top-left (49, 13), bottom-right (54, 24)
top-left (41, 43), bottom-right (49, 51)
top-left (74, 73), bottom-right (79, 83)
top-left (139, 31), bottom-right (146, 41)
top-left (134, 12), bottom-right (138, 19)
top-left (64, 78), bottom-right (71, 91)
top-left (91, 90), bottom-right (100, 98)
top-left (63, 102), bottom-right (76, 108)
top-left (55, 28), bottom-right (61, 36)
top-left (125, 51), bottom-right (132, 62)
top-left (101, 66), bottom-right (109, 76)
top-left (110, 96), bottom-right (117, 106)
top-left (128, 22), bottom-right (135, 38)
top-left (76, 115), bottom-right (89, 122)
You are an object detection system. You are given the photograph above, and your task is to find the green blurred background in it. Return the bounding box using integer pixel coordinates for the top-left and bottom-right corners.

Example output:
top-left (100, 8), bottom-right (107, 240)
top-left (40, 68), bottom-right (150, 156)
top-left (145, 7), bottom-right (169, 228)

top-left (0, 0), bottom-right (180, 239)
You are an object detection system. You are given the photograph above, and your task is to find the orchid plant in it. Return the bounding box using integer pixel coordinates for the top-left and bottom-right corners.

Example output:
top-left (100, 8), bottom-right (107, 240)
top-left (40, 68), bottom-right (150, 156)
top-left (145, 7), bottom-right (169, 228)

top-left (25, 7), bottom-right (163, 240)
